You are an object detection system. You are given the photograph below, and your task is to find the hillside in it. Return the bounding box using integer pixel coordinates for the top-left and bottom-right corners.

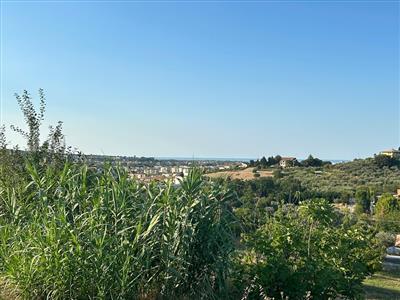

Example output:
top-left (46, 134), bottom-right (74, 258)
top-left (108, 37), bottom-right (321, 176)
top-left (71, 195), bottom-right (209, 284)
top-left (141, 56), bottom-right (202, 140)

top-left (281, 158), bottom-right (400, 195)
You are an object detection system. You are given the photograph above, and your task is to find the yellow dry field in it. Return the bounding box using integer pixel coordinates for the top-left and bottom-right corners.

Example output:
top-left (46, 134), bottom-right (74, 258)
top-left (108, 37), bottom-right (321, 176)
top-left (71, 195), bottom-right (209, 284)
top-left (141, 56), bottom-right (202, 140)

top-left (206, 168), bottom-right (273, 181)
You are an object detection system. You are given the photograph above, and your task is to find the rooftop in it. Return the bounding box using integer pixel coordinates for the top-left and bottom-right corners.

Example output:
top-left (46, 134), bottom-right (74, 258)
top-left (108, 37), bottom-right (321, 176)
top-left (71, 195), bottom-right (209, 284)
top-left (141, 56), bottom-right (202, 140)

top-left (381, 149), bottom-right (400, 153)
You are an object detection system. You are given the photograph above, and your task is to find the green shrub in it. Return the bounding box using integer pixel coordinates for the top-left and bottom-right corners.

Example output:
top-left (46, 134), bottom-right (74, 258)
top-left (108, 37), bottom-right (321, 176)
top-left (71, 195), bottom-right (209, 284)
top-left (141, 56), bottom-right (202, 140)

top-left (374, 194), bottom-right (400, 233)
top-left (375, 231), bottom-right (396, 248)
top-left (375, 193), bottom-right (400, 215)
top-left (355, 187), bottom-right (372, 214)
top-left (232, 199), bottom-right (382, 299)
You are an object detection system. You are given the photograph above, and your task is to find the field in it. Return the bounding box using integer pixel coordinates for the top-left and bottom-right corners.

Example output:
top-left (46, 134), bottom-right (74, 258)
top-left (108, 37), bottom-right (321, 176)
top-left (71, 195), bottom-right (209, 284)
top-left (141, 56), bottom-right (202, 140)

top-left (364, 270), bottom-right (400, 299)
top-left (207, 167), bottom-right (273, 180)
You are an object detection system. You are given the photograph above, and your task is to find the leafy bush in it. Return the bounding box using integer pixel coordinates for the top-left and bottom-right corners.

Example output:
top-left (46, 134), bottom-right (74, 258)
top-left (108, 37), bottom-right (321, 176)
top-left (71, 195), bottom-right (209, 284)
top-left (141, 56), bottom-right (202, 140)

top-left (375, 231), bottom-right (397, 248)
top-left (374, 194), bottom-right (400, 233)
top-left (375, 194), bottom-right (400, 215)
top-left (354, 187), bottom-right (372, 214)
top-left (233, 199), bottom-right (382, 299)
top-left (374, 154), bottom-right (400, 168)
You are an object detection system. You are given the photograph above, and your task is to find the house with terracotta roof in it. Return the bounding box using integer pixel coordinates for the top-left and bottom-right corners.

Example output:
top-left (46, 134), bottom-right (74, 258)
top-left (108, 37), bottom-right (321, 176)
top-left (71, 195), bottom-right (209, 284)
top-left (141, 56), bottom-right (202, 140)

top-left (380, 149), bottom-right (400, 159)
top-left (279, 157), bottom-right (297, 168)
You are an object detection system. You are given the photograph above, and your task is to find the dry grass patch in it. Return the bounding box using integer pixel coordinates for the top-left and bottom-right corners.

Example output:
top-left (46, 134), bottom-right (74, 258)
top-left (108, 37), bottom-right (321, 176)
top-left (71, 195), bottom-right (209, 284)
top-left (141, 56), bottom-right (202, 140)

top-left (207, 168), bottom-right (273, 181)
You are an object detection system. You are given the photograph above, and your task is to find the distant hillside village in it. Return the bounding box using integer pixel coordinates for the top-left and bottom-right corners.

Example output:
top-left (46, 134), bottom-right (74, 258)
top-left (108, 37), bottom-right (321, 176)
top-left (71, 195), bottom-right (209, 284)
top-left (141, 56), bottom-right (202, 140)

top-left (249, 148), bottom-right (400, 170)
top-left (82, 148), bottom-right (400, 184)
top-left (84, 155), bottom-right (247, 184)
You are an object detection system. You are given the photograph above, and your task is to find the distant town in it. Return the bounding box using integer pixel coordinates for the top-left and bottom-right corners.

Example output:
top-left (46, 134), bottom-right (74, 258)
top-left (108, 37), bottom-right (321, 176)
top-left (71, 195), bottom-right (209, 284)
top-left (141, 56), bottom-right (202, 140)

top-left (83, 148), bottom-right (400, 184)
top-left (84, 154), bottom-right (248, 184)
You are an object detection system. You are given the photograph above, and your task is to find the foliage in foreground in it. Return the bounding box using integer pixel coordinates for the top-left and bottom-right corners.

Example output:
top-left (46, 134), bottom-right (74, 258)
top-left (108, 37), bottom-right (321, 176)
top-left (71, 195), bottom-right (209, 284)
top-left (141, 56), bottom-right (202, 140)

top-left (0, 89), bottom-right (387, 299)
top-left (0, 159), bottom-right (384, 300)
top-left (233, 199), bottom-right (382, 300)
top-left (0, 163), bottom-right (236, 299)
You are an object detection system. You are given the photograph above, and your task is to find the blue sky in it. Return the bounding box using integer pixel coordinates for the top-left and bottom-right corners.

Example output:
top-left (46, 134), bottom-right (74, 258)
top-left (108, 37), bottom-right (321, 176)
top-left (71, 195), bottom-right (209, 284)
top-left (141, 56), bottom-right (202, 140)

top-left (1, 1), bottom-right (399, 160)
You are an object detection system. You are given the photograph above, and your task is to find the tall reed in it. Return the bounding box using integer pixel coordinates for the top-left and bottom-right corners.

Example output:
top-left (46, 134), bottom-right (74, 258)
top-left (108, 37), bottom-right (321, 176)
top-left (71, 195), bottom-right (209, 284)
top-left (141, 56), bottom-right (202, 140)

top-left (0, 161), bottom-right (236, 299)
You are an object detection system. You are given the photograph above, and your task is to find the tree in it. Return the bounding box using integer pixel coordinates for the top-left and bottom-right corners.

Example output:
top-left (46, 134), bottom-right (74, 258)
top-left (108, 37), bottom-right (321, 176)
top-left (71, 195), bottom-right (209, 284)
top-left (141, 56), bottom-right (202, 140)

top-left (375, 193), bottom-right (400, 233)
top-left (279, 177), bottom-right (304, 204)
top-left (260, 156), bottom-right (268, 168)
top-left (267, 156), bottom-right (276, 166)
top-left (374, 154), bottom-right (399, 168)
top-left (354, 187), bottom-right (372, 214)
top-left (302, 154), bottom-right (324, 167)
top-left (375, 193), bottom-right (400, 215)
top-left (233, 199), bottom-right (381, 299)
top-left (8, 90), bottom-right (71, 168)
top-left (10, 89), bottom-right (46, 152)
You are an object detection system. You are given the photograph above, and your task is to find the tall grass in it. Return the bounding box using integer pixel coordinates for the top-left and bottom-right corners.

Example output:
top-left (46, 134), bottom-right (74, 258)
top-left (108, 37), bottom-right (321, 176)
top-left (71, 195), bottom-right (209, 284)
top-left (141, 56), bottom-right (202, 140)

top-left (0, 161), bottom-right (236, 299)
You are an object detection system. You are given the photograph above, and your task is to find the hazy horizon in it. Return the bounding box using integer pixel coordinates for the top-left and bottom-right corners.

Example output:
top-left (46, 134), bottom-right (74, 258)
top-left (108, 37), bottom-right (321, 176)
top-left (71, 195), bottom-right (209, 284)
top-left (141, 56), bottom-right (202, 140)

top-left (1, 1), bottom-right (399, 160)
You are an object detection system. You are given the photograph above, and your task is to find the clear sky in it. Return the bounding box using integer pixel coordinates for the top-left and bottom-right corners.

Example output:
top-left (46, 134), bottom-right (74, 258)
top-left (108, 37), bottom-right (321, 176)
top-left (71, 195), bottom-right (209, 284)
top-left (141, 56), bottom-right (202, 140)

top-left (1, 0), bottom-right (399, 160)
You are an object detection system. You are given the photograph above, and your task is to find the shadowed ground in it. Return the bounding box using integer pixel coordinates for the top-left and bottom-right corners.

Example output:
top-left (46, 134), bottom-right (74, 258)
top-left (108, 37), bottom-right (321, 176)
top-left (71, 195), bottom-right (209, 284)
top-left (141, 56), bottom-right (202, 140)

top-left (363, 270), bottom-right (400, 299)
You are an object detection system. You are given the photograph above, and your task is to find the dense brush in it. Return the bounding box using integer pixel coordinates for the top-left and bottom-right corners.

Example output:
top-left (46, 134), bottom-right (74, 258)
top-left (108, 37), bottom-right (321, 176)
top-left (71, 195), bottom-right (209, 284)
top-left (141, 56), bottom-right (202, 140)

top-left (0, 162), bottom-right (236, 299)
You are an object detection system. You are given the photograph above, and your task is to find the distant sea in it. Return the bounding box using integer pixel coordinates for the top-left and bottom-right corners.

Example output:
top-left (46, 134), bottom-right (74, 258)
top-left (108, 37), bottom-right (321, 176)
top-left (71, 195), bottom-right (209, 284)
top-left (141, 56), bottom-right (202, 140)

top-left (157, 157), bottom-right (252, 162)
top-left (326, 159), bottom-right (349, 164)
top-left (157, 157), bottom-right (349, 164)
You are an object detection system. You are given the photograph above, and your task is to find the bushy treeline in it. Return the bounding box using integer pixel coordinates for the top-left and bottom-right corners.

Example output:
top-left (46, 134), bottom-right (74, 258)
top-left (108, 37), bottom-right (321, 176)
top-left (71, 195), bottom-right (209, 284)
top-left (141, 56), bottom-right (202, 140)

top-left (223, 177), bottom-right (342, 231)
top-left (249, 154), bottom-right (331, 169)
top-left (249, 155), bottom-right (283, 168)
top-left (0, 90), bottom-right (385, 299)
top-left (374, 153), bottom-right (400, 168)
top-left (225, 165), bottom-right (400, 235)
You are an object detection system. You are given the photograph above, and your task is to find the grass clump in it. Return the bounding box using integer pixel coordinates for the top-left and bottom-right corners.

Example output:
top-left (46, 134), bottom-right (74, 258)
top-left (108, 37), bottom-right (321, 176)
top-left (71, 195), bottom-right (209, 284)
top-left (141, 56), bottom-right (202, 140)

top-left (0, 162), bottom-right (236, 299)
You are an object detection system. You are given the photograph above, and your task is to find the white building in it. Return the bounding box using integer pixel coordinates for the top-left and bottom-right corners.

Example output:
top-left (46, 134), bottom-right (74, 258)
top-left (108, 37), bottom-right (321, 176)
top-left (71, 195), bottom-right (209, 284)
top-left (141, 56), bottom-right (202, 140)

top-left (279, 157), bottom-right (297, 168)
